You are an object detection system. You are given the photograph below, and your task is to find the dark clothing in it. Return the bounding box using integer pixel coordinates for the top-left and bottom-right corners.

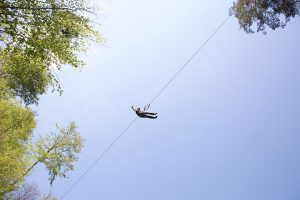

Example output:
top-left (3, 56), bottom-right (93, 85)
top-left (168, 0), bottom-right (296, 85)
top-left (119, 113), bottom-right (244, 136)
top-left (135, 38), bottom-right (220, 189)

top-left (141, 112), bottom-right (157, 115)
top-left (136, 111), bottom-right (157, 119)
top-left (132, 105), bottom-right (157, 119)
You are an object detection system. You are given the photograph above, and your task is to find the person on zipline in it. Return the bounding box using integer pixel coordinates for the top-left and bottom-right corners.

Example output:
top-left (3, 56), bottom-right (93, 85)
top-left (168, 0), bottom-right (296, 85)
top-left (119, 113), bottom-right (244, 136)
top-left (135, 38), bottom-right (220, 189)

top-left (131, 105), bottom-right (158, 119)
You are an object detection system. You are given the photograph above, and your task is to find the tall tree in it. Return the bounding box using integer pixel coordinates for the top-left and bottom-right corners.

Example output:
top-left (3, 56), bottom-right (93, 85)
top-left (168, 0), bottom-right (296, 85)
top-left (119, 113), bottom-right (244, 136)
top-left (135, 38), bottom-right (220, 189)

top-left (0, 0), bottom-right (104, 104)
top-left (0, 100), bottom-right (36, 196)
top-left (28, 122), bottom-right (84, 185)
top-left (230, 0), bottom-right (300, 34)
top-left (0, 102), bottom-right (84, 198)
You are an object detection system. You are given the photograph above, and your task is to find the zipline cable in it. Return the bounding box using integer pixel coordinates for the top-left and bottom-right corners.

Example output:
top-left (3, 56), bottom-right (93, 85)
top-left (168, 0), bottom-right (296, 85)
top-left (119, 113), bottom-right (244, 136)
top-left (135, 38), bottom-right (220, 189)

top-left (60, 15), bottom-right (230, 199)
top-left (61, 117), bottom-right (138, 199)
top-left (149, 15), bottom-right (231, 105)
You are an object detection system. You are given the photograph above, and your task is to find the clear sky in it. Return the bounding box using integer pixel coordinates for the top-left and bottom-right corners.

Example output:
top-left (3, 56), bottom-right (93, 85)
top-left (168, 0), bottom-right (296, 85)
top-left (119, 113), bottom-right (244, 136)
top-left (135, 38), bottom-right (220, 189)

top-left (28, 0), bottom-right (300, 199)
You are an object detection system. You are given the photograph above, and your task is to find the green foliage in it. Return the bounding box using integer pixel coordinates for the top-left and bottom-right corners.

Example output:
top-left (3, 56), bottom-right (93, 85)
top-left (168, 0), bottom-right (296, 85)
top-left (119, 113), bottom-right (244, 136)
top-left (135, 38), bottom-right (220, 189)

top-left (0, 100), bottom-right (36, 197)
top-left (0, 77), bottom-right (13, 101)
top-left (230, 0), bottom-right (300, 34)
top-left (0, 0), bottom-right (104, 104)
top-left (0, 1), bottom-right (92, 197)
top-left (0, 48), bottom-right (51, 105)
top-left (0, 101), bottom-right (84, 197)
top-left (31, 122), bottom-right (84, 185)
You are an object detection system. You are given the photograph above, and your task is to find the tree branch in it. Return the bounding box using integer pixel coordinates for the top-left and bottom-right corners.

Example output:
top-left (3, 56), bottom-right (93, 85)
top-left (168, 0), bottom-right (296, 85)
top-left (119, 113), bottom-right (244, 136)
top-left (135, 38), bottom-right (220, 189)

top-left (0, 5), bottom-right (93, 13)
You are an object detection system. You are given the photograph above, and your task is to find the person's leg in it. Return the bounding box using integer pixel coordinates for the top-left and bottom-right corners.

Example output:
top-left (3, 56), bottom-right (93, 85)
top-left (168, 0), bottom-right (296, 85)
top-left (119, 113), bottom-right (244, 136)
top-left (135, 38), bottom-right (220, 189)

top-left (143, 112), bottom-right (157, 115)
top-left (143, 114), bottom-right (157, 119)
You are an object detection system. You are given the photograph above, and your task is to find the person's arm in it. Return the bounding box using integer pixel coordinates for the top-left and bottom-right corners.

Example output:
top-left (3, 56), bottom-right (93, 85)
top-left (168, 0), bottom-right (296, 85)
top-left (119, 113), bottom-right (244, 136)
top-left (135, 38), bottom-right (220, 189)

top-left (131, 106), bottom-right (136, 112)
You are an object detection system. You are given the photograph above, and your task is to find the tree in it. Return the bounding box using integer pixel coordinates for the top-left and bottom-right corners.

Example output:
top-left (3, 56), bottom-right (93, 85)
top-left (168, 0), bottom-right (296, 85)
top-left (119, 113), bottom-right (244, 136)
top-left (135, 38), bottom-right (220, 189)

top-left (4, 183), bottom-right (40, 200)
top-left (28, 122), bottom-right (84, 185)
top-left (0, 1), bottom-right (90, 198)
top-left (0, 100), bottom-right (36, 196)
top-left (0, 0), bottom-right (104, 104)
top-left (41, 192), bottom-right (58, 200)
top-left (4, 182), bottom-right (60, 200)
top-left (230, 0), bottom-right (300, 34)
top-left (0, 103), bottom-right (84, 198)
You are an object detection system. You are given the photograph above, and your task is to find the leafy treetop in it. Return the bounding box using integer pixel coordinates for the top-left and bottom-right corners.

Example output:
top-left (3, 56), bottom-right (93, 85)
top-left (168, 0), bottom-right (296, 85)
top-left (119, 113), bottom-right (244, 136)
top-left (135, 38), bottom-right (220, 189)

top-left (0, 0), bottom-right (104, 104)
top-left (230, 0), bottom-right (300, 34)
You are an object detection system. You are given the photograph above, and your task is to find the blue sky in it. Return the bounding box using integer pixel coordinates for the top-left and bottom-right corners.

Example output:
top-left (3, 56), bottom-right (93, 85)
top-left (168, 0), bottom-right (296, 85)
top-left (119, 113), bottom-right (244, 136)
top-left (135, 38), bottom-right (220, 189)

top-left (28, 0), bottom-right (300, 199)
